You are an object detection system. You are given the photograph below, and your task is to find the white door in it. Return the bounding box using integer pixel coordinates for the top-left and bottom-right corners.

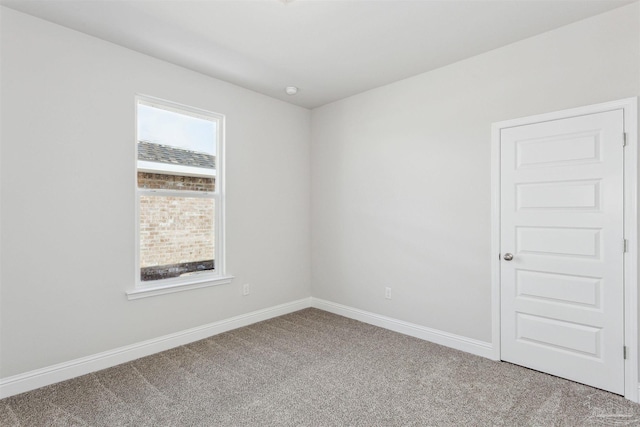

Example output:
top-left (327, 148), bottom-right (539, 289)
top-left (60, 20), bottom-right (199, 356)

top-left (500, 109), bottom-right (625, 394)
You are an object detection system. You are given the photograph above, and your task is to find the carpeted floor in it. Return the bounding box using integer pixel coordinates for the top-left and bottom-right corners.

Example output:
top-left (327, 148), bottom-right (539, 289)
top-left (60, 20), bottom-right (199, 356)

top-left (2, 308), bottom-right (640, 426)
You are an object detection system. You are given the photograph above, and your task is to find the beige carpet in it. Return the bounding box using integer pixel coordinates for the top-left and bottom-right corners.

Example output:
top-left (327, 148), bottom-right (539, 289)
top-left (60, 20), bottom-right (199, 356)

top-left (2, 308), bottom-right (640, 426)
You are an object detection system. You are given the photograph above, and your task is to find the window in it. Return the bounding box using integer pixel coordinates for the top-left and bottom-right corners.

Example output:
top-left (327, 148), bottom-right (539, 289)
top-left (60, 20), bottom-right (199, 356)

top-left (128, 96), bottom-right (231, 299)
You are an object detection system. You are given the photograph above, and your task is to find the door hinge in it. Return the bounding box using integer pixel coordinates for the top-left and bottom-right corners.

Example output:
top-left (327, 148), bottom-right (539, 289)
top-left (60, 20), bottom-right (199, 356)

top-left (624, 346), bottom-right (628, 359)
top-left (624, 239), bottom-right (629, 253)
top-left (623, 133), bottom-right (627, 147)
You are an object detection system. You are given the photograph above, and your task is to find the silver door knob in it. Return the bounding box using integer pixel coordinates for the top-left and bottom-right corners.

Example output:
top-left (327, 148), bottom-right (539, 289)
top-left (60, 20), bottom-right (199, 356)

top-left (503, 253), bottom-right (514, 261)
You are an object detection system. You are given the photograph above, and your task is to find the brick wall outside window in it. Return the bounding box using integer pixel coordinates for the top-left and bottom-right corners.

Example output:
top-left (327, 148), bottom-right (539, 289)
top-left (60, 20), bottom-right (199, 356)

top-left (138, 172), bottom-right (214, 192)
top-left (138, 172), bottom-right (215, 272)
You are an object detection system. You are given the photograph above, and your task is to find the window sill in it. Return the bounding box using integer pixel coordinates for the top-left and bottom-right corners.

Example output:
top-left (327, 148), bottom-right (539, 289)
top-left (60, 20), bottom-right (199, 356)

top-left (126, 274), bottom-right (234, 300)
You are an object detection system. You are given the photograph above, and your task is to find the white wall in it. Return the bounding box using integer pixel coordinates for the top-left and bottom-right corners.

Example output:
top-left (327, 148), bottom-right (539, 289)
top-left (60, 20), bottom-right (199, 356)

top-left (311, 3), bottom-right (640, 343)
top-left (0, 7), bottom-right (311, 378)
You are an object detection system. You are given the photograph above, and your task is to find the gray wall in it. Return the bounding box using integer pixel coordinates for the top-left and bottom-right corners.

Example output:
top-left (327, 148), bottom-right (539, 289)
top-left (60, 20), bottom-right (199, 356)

top-left (310, 3), bottom-right (640, 343)
top-left (0, 7), bottom-right (311, 377)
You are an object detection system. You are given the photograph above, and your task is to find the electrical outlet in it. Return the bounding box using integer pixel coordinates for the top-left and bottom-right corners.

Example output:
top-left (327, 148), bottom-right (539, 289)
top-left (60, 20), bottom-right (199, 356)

top-left (243, 283), bottom-right (250, 296)
top-left (385, 287), bottom-right (391, 299)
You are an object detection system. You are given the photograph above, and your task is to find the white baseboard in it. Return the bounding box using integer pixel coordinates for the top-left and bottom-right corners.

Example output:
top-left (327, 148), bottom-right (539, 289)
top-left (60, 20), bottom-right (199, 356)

top-left (311, 298), bottom-right (495, 359)
top-left (1, 296), bottom-right (496, 399)
top-left (0, 297), bottom-right (312, 399)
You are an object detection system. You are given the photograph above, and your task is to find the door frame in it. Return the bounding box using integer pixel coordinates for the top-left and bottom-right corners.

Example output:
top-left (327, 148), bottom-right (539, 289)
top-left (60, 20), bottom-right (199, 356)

top-left (490, 97), bottom-right (639, 402)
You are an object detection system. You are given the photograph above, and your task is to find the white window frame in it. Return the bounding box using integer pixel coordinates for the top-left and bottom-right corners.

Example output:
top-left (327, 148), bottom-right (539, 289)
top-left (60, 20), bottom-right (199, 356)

top-left (127, 95), bottom-right (232, 300)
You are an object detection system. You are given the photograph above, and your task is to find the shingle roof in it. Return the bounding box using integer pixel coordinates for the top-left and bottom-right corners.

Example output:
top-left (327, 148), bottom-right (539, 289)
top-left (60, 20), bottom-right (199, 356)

top-left (137, 141), bottom-right (215, 169)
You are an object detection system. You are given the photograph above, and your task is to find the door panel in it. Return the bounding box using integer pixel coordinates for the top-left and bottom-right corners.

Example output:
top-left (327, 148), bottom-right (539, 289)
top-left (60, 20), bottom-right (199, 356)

top-left (500, 109), bottom-right (624, 394)
top-left (516, 180), bottom-right (600, 211)
top-left (515, 130), bottom-right (601, 168)
top-left (516, 227), bottom-right (601, 258)
top-left (515, 270), bottom-right (600, 308)
top-left (516, 313), bottom-right (601, 357)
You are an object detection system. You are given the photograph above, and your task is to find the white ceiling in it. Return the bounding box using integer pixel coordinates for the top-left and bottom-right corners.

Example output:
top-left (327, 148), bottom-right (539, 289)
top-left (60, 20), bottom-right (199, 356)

top-left (1, 0), bottom-right (635, 109)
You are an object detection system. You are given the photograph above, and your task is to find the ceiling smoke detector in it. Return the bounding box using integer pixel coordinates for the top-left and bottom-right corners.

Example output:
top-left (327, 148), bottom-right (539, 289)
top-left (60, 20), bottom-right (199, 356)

top-left (285, 86), bottom-right (298, 95)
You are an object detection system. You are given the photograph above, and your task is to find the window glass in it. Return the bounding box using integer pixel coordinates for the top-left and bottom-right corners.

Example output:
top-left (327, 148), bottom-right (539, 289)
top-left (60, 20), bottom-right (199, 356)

top-left (136, 98), bottom-right (222, 287)
top-left (139, 195), bottom-right (215, 281)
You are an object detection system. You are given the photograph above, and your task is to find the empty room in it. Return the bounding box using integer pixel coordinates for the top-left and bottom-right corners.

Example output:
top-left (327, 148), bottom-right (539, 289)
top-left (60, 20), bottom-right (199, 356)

top-left (1, 0), bottom-right (640, 425)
